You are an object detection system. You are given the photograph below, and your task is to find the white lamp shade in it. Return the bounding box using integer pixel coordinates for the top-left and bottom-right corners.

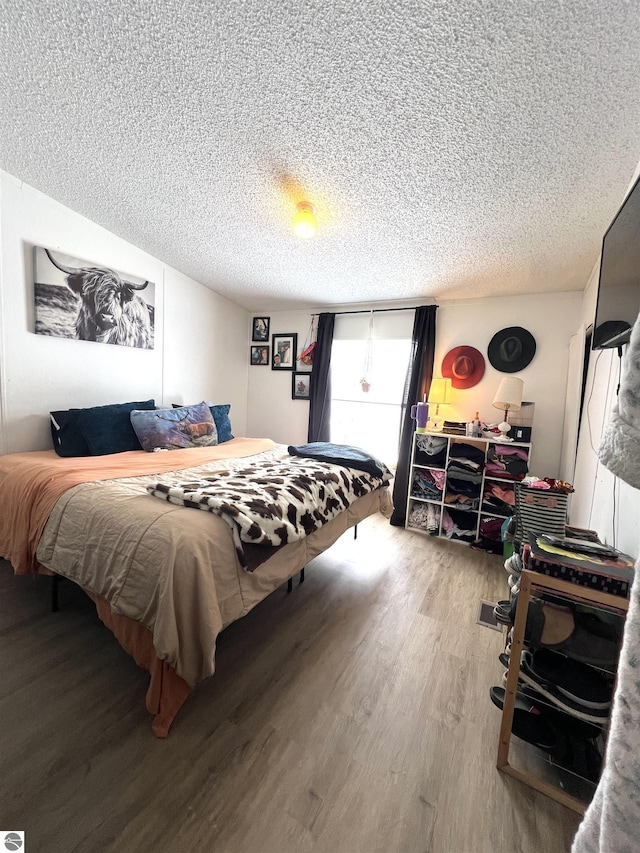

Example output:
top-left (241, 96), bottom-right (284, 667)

top-left (428, 377), bottom-right (451, 405)
top-left (492, 377), bottom-right (524, 412)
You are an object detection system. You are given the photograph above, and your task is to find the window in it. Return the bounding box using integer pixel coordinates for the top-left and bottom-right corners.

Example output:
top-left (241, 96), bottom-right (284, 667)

top-left (329, 312), bottom-right (413, 467)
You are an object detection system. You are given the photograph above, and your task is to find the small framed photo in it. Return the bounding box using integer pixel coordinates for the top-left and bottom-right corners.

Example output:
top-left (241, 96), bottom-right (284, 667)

top-left (292, 372), bottom-right (311, 400)
top-left (250, 345), bottom-right (270, 365)
top-left (271, 333), bottom-right (297, 370)
top-left (252, 316), bottom-right (270, 342)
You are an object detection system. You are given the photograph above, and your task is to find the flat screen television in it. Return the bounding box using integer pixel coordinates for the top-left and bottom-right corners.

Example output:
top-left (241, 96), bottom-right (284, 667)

top-left (592, 172), bottom-right (640, 349)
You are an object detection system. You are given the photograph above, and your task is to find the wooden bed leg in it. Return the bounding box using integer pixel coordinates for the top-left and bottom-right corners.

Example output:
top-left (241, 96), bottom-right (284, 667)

top-left (52, 574), bottom-right (61, 612)
top-left (354, 524), bottom-right (358, 540)
top-left (287, 577), bottom-right (293, 593)
top-left (299, 567), bottom-right (305, 584)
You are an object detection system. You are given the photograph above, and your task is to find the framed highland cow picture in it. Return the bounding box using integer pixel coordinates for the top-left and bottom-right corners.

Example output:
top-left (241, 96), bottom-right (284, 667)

top-left (33, 246), bottom-right (156, 349)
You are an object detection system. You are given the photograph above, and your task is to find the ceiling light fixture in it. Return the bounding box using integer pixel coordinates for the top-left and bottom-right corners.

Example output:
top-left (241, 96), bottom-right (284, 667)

top-left (292, 201), bottom-right (317, 239)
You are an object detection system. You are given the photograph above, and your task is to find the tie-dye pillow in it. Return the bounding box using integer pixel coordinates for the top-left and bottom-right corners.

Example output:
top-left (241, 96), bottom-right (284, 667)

top-left (130, 402), bottom-right (218, 451)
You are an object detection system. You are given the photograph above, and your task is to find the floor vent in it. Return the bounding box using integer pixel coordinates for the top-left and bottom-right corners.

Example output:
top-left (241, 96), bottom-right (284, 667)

top-left (476, 599), bottom-right (503, 632)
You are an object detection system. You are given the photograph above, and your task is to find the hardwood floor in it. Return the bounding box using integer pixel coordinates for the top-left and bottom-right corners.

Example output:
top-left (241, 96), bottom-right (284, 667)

top-left (0, 515), bottom-right (580, 852)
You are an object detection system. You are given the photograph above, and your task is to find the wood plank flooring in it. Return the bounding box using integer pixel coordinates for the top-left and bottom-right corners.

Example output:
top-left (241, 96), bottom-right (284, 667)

top-left (0, 515), bottom-right (580, 852)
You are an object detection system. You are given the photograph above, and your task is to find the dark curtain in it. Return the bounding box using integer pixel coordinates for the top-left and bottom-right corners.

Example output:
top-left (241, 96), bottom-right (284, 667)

top-left (307, 312), bottom-right (336, 442)
top-left (390, 305), bottom-right (437, 526)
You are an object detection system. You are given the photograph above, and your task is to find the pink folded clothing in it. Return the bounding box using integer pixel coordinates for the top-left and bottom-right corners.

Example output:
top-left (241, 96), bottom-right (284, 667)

top-left (490, 485), bottom-right (515, 504)
top-left (495, 445), bottom-right (528, 459)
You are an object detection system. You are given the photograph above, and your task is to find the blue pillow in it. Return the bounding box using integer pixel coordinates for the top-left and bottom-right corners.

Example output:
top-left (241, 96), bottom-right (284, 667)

top-left (74, 400), bottom-right (156, 455)
top-left (131, 402), bottom-right (218, 451)
top-left (51, 400), bottom-right (155, 457)
top-left (50, 409), bottom-right (91, 457)
top-left (208, 404), bottom-right (234, 443)
top-left (172, 402), bottom-right (234, 443)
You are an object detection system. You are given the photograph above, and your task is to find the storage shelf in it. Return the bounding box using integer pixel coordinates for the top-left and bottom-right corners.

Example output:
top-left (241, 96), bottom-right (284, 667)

top-left (497, 568), bottom-right (627, 814)
top-left (406, 431), bottom-right (530, 543)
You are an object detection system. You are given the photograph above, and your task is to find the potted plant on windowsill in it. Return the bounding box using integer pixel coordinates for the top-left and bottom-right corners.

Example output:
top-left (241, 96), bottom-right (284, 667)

top-left (360, 378), bottom-right (371, 392)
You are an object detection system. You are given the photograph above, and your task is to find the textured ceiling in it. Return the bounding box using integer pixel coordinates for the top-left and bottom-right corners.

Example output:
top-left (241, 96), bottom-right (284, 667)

top-left (1, 1), bottom-right (640, 312)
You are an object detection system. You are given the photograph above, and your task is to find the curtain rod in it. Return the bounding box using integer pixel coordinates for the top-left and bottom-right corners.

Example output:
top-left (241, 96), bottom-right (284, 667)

top-left (324, 305), bottom-right (429, 316)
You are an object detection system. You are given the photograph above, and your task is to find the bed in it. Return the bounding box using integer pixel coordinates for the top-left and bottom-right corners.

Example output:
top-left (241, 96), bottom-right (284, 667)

top-left (0, 437), bottom-right (393, 736)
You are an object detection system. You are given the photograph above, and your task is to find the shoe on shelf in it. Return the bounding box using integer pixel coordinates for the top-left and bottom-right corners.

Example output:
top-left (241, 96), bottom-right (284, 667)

top-left (519, 650), bottom-right (611, 724)
top-left (520, 598), bottom-right (620, 670)
top-left (493, 600), bottom-right (512, 625)
top-left (522, 648), bottom-right (613, 710)
top-left (574, 609), bottom-right (624, 645)
top-left (489, 685), bottom-right (564, 756)
top-left (490, 685), bottom-right (604, 782)
top-left (492, 669), bottom-right (604, 741)
top-left (556, 732), bottom-right (603, 784)
top-left (504, 553), bottom-right (523, 576)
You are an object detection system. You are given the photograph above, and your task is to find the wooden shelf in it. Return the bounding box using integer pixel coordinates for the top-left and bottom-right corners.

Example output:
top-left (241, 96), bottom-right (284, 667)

top-left (496, 568), bottom-right (628, 814)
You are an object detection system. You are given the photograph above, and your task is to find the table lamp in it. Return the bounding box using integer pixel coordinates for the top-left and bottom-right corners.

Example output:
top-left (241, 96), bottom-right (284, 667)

top-left (492, 377), bottom-right (523, 440)
top-left (427, 378), bottom-right (451, 431)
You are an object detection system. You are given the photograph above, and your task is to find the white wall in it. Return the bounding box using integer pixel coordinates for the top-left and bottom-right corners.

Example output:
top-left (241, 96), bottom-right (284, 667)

top-left (570, 264), bottom-right (640, 558)
top-left (246, 308), bottom-right (322, 444)
top-left (436, 291), bottom-right (582, 478)
top-left (0, 172), bottom-right (248, 453)
top-left (161, 266), bottom-right (248, 420)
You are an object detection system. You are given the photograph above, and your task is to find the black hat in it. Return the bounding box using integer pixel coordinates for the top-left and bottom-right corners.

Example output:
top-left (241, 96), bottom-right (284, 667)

top-left (488, 327), bottom-right (536, 373)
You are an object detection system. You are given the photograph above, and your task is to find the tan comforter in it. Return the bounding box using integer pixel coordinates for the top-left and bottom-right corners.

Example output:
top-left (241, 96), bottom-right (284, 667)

top-left (1, 439), bottom-right (392, 687)
top-left (0, 438), bottom-right (277, 576)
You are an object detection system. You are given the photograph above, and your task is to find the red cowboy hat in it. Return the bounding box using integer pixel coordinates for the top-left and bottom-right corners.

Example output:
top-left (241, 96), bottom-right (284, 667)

top-left (441, 346), bottom-right (486, 389)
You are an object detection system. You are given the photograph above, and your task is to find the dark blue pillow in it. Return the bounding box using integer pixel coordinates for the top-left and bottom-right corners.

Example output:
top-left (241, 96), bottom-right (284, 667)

top-left (50, 409), bottom-right (91, 457)
top-left (208, 404), bottom-right (234, 443)
top-left (70, 400), bottom-right (156, 456)
top-left (172, 402), bottom-right (234, 443)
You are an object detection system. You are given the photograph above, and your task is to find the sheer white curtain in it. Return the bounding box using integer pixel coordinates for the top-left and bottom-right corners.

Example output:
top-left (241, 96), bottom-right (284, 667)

top-left (330, 311), bottom-right (413, 467)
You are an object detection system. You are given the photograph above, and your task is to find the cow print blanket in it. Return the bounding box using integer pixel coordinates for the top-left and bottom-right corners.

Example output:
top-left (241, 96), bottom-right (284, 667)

top-left (146, 457), bottom-right (392, 570)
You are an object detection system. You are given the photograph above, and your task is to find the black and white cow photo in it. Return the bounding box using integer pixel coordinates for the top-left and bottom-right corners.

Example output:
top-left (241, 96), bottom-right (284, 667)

top-left (34, 246), bottom-right (155, 349)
